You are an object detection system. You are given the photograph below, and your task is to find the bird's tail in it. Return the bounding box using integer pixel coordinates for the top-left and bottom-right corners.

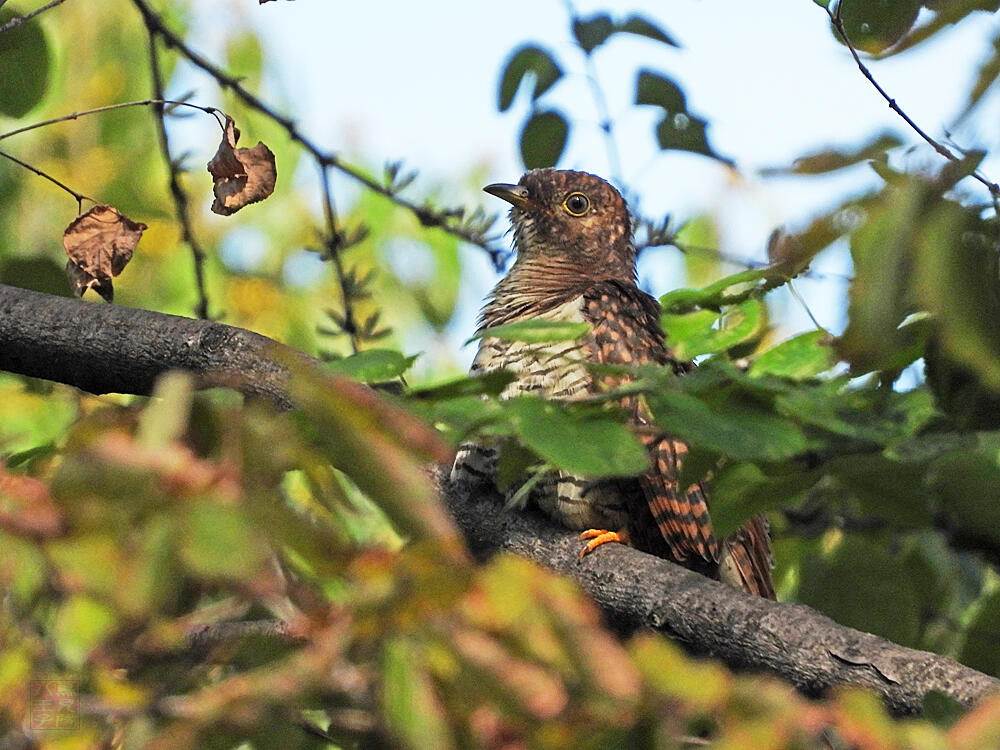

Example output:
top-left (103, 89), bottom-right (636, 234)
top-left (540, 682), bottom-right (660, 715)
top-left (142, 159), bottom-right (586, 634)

top-left (718, 515), bottom-right (776, 600)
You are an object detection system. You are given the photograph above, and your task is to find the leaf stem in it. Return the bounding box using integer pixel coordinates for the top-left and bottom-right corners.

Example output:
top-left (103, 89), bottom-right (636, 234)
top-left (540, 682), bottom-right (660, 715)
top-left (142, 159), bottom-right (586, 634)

top-left (0, 99), bottom-right (222, 142)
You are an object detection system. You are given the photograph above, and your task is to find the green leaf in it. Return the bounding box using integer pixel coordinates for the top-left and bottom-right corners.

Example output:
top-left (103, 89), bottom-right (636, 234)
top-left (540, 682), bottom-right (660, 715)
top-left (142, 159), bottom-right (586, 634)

top-left (618, 15), bottom-right (679, 47)
top-left (519, 109), bottom-right (568, 169)
top-left (504, 397), bottom-right (648, 476)
top-left (928, 443), bottom-right (1000, 548)
top-left (0, 532), bottom-right (47, 604)
top-left (958, 589), bottom-right (1000, 678)
top-left (572, 13), bottom-right (615, 54)
top-left (225, 30), bottom-right (264, 87)
top-left (324, 349), bottom-right (418, 382)
top-left (661, 298), bottom-right (766, 359)
top-left (776, 383), bottom-right (935, 445)
top-left (837, 183), bottom-right (924, 374)
top-left (825, 454), bottom-right (935, 525)
top-left (922, 690), bottom-right (967, 728)
top-left (833, 0), bottom-right (921, 54)
top-left (709, 462), bottom-right (818, 537)
top-left (914, 200), bottom-right (1000, 390)
top-left (646, 389), bottom-right (810, 461)
top-left (382, 638), bottom-right (456, 750)
top-left (880, 0), bottom-right (1000, 58)
top-left (749, 331), bottom-right (836, 379)
top-left (0, 10), bottom-right (50, 118)
top-left (656, 112), bottom-right (729, 163)
top-left (635, 70), bottom-right (729, 163)
top-left (53, 595), bottom-right (117, 669)
top-left (474, 318), bottom-right (589, 345)
top-left (572, 14), bottom-right (679, 55)
top-left (659, 267), bottom-right (782, 313)
top-left (180, 501), bottom-right (268, 579)
top-left (409, 370), bottom-right (516, 400)
top-left (138, 372), bottom-right (194, 447)
top-left (635, 70), bottom-right (686, 110)
top-left (498, 45), bottom-right (562, 112)
top-left (798, 535), bottom-right (921, 647)
top-left (762, 132), bottom-right (903, 175)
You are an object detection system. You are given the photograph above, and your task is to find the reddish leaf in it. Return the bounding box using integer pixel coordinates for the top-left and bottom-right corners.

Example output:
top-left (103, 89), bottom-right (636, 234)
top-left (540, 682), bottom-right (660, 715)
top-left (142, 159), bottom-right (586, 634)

top-left (62, 204), bottom-right (145, 302)
top-left (207, 116), bottom-right (277, 215)
top-left (0, 465), bottom-right (62, 537)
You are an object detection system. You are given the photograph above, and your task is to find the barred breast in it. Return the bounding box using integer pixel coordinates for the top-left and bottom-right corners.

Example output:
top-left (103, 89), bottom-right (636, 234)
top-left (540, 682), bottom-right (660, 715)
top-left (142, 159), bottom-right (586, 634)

top-left (450, 295), bottom-right (631, 532)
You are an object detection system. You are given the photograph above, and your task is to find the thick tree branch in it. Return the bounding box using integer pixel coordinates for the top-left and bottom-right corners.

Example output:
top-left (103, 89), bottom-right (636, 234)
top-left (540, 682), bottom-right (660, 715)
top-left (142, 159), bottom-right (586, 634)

top-left (0, 283), bottom-right (312, 409)
top-left (442, 475), bottom-right (999, 716)
top-left (2, 283), bottom-right (997, 716)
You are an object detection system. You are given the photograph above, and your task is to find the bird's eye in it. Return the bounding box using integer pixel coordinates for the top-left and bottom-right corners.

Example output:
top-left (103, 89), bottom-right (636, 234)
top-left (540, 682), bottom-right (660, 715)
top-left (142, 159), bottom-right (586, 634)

top-left (562, 192), bottom-right (590, 216)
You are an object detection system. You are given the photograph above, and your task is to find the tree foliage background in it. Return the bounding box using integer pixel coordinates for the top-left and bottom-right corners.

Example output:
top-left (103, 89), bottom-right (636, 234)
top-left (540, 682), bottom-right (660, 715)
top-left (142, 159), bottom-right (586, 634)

top-left (5, 0), bottom-right (1000, 748)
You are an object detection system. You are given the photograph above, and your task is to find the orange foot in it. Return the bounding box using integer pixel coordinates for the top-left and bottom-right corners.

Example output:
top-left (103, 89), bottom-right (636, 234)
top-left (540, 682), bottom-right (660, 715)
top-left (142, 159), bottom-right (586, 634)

top-left (578, 528), bottom-right (630, 559)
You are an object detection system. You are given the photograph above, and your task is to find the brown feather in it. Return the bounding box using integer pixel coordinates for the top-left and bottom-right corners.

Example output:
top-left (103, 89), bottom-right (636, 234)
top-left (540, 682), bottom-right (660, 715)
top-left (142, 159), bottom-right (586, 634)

top-left (720, 515), bottom-right (776, 600)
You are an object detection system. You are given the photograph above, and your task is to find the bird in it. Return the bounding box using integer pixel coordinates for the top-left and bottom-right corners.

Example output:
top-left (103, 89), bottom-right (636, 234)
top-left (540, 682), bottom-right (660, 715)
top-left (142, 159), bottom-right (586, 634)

top-left (450, 168), bottom-right (775, 599)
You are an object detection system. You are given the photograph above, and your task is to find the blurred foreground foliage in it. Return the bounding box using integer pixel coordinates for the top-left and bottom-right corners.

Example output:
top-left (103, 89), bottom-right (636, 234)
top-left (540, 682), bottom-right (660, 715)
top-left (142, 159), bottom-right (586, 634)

top-left (5, 0), bottom-right (1000, 747)
top-left (5, 365), bottom-right (1000, 749)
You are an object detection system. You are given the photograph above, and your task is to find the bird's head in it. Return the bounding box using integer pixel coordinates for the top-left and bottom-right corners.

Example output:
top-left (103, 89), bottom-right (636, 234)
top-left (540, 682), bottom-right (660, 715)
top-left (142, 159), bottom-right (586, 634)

top-left (485, 169), bottom-right (635, 282)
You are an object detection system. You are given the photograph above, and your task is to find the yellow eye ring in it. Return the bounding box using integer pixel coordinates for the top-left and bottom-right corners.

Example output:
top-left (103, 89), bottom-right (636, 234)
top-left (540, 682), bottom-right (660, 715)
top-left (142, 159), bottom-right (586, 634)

top-left (562, 192), bottom-right (590, 216)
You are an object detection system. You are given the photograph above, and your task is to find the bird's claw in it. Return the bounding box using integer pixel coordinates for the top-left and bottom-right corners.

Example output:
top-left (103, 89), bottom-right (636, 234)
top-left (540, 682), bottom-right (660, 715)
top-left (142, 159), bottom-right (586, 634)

top-left (578, 528), bottom-right (629, 559)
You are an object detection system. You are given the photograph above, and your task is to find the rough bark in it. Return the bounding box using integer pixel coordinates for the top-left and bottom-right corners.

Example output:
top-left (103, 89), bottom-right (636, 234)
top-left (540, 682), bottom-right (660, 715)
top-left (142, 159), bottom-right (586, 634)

top-left (3, 283), bottom-right (998, 716)
top-left (0, 283), bottom-right (312, 409)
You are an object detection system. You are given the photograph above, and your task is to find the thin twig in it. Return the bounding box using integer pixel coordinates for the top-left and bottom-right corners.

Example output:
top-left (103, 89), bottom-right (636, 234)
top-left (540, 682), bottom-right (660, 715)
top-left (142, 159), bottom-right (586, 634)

top-left (788, 278), bottom-right (828, 332)
top-left (318, 165), bottom-right (360, 354)
top-left (146, 36), bottom-right (211, 320)
top-left (827, 4), bottom-right (1000, 199)
top-left (129, 0), bottom-right (508, 269)
top-left (0, 149), bottom-right (90, 211)
top-left (0, 0), bottom-right (70, 33)
top-left (0, 99), bottom-right (223, 142)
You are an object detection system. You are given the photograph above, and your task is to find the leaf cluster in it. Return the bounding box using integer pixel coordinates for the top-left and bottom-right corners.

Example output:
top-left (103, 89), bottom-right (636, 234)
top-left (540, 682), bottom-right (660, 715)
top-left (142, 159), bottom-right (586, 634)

top-left (497, 12), bottom-right (729, 170)
top-left (3, 363), bottom-right (1000, 749)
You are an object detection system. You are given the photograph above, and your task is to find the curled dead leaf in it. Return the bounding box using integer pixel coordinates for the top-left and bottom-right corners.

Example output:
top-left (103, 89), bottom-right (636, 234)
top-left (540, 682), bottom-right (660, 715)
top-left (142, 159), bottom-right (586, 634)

top-left (63, 204), bottom-right (146, 302)
top-left (207, 116), bottom-right (277, 215)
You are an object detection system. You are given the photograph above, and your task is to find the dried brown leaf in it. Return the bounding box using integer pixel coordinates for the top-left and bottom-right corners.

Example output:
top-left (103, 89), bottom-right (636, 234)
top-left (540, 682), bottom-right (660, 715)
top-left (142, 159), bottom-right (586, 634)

top-left (207, 116), bottom-right (277, 215)
top-left (62, 204), bottom-right (146, 302)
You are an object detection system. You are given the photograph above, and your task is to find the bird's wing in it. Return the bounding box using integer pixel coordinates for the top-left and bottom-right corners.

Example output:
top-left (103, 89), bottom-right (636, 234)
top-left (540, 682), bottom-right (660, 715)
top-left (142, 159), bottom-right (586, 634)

top-left (582, 281), bottom-right (718, 566)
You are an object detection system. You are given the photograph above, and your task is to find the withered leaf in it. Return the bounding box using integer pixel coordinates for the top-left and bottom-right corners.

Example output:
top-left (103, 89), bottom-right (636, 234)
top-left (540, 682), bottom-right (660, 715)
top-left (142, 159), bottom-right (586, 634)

top-left (63, 204), bottom-right (146, 302)
top-left (207, 116), bottom-right (277, 215)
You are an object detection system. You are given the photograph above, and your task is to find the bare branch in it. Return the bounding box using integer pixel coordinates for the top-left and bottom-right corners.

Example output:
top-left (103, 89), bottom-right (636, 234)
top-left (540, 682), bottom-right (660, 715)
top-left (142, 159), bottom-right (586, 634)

top-left (129, 0), bottom-right (509, 269)
top-left (826, 5), bottom-right (1000, 200)
top-left (0, 0), bottom-right (70, 33)
top-left (146, 38), bottom-right (211, 320)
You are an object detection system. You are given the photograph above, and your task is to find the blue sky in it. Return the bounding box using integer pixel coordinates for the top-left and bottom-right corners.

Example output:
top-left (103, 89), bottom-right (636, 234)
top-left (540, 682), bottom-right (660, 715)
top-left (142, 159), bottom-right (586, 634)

top-left (189, 1), bottom-right (1000, 369)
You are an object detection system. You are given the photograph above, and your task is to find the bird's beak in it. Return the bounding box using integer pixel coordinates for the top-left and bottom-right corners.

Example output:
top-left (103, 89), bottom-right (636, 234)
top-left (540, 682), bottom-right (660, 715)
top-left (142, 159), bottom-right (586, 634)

top-left (484, 182), bottom-right (531, 209)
